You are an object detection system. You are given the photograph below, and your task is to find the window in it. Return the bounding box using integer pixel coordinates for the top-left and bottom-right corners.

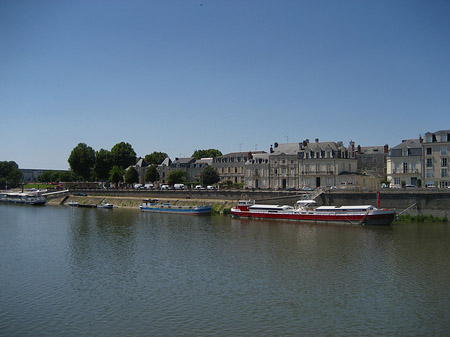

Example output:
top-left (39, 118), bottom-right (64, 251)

top-left (427, 159), bottom-right (433, 167)
top-left (403, 149), bottom-right (409, 156)
top-left (442, 158), bottom-right (448, 167)
top-left (403, 163), bottom-right (408, 173)
top-left (394, 177), bottom-right (401, 185)
top-left (441, 169), bottom-right (448, 178)
top-left (441, 147), bottom-right (448, 155)
top-left (426, 148), bottom-right (432, 155)
top-left (426, 169), bottom-right (433, 178)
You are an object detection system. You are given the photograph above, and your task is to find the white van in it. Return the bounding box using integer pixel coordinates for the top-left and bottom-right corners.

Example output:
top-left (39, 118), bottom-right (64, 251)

top-left (174, 184), bottom-right (185, 190)
top-left (144, 184), bottom-right (154, 190)
top-left (161, 185), bottom-right (170, 190)
top-left (134, 183), bottom-right (143, 189)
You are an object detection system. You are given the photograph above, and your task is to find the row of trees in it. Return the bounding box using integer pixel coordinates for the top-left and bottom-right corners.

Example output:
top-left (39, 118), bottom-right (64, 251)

top-left (68, 142), bottom-right (141, 181)
top-left (67, 142), bottom-right (221, 186)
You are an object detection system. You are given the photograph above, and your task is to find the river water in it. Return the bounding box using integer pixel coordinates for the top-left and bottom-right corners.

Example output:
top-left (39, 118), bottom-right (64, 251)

top-left (1, 204), bottom-right (449, 336)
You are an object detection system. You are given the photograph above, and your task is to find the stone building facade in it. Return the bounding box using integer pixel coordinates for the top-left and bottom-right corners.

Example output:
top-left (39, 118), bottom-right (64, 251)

top-left (244, 153), bottom-right (270, 189)
top-left (386, 139), bottom-right (422, 187)
top-left (298, 140), bottom-right (358, 188)
top-left (213, 151), bottom-right (266, 186)
top-left (422, 130), bottom-right (450, 188)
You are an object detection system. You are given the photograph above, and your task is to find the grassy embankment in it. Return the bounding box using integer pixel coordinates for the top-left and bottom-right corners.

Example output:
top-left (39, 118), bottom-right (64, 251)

top-left (23, 183), bottom-right (56, 190)
top-left (396, 214), bottom-right (448, 223)
top-left (57, 195), bottom-right (233, 215)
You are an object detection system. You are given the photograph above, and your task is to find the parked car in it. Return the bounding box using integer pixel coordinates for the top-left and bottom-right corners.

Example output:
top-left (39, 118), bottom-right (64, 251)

top-left (301, 186), bottom-right (313, 191)
top-left (134, 184), bottom-right (143, 190)
top-left (161, 185), bottom-right (170, 190)
top-left (174, 184), bottom-right (186, 190)
top-left (206, 186), bottom-right (216, 190)
top-left (144, 184), bottom-right (154, 189)
top-left (195, 185), bottom-right (205, 190)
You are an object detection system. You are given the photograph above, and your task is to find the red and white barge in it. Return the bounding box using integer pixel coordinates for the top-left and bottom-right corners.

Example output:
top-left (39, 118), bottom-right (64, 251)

top-left (231, 200), bottom-right (396, 226)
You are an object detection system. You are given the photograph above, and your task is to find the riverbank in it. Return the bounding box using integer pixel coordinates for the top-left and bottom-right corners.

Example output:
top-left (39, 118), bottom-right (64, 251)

top-left (45, 188), bottom-right (450, 217)
top-left (49, 195), bottom-right (235, 214)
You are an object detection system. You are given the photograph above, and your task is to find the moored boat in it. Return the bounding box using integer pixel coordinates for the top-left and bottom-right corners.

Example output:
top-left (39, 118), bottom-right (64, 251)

top-left (139, 199), bottom-right (212, 215)
top-left (0, 192), bottom-right (46, 205)
top-left (231, 200), bottom-right (395, 226)
top-left (97, 200), bottom-right (114, 209)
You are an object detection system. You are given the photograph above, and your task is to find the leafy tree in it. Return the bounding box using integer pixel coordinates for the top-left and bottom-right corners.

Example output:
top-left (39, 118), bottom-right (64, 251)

top-left (94, 149), bottom-right (113, 181)
top-left (111, 142), bottom-right (137, 169)
top-left (124, 167), bottom-right (139, 185)
top-left (200, 165), bottom-right (220, 186)
top-left (145, 152), bottom-right (168, 165)
top-left (109, 166), bottom-right (124, 184)
top-left (144, 165), bottom-right (160, 183)
top-left (167, 170), bottom-right (188, 185)
top-left (68, 143), bottom-right (95, 180)
top-left (192, 149), bottom-right (222, 160)
top-left (0, 161), bottom-right (23, 189)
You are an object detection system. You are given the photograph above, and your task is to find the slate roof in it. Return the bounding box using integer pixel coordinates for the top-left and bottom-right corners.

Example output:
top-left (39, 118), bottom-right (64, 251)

top-left (389, 139), bottom-right (422, 157)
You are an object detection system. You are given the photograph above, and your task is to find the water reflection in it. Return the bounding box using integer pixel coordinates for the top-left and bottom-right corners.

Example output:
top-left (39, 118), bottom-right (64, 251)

top-left (1, 205), bottom-right (449, 336)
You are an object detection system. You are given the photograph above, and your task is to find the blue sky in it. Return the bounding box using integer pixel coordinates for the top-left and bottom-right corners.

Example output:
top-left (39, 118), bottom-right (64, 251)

top-left (1, 0), bottom-right (449, 170)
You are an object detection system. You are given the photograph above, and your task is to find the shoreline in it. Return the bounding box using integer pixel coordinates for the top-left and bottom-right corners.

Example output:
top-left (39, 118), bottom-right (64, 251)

top-left (48, 195), bottom-right (235, 214)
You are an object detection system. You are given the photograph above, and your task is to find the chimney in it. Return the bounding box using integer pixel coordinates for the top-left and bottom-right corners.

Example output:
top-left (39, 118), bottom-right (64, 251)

top-left (419, 136), bottom-right (423, 143)
top-left (384, 144), bottom-right (389, 153)
top-left (248, 152), bottom-right (252, 160)
top-left (357, 145), bottom-right (361, 154)
top-left (270, 145), bottom-right (274, 153)
top-left (315, 138), bottom-right (319, 143)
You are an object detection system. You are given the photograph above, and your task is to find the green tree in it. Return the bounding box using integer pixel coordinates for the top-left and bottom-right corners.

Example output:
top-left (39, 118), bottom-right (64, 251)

top-left (144, 165), bottom-right (160, 183)
top-left (0, 161), bottom-right (23, 189)
top-left (192, 149), bottom-right (222, 160)
top-left (144, 152), bottom-right (168, 165)
top-left (95, 149), bottom-right (113, 181)
top-left (167, 170), bottom-right (188, 185)
top-left (109, 166), bottom-right (124, 184)
top-left (124, 167), bottom-right (139, 185)
top-left (68, 143), bottom-right (95, 180)
top-left (111, 142), bottom-right (137, 169)
top-left (200, 165), bottom-right (220, 186)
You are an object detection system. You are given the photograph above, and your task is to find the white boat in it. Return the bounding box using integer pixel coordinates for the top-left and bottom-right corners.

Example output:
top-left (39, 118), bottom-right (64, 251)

top-left (97, 200), bottom-right (114, 209)
top-left (68, 201), bottom-right (79, 207)
top-left (0, 192), bottom-right (46, 205)
top-left (231, 199), bottom-right (396, 226)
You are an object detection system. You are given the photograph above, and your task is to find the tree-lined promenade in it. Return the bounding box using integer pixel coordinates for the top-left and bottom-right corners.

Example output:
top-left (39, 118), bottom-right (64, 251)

top-left (0, 141), bottom-right (222, 189)
top-left (67, 142), bottom-right (221, 187)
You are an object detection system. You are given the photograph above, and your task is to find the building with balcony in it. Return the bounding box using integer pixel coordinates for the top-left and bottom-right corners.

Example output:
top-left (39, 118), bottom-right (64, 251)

top-left (213, 151), bottom-right (266, 186)
top-left (298, 139), bottom-right (358, 188)
top-left (386, 139), bottom-right (422, 187)
top-left (269, 142), bottom-right (301, 189)
top-left (422, 130), bottom-right (450, 188)
top-left (245, 153), bottom-right (270, 189)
